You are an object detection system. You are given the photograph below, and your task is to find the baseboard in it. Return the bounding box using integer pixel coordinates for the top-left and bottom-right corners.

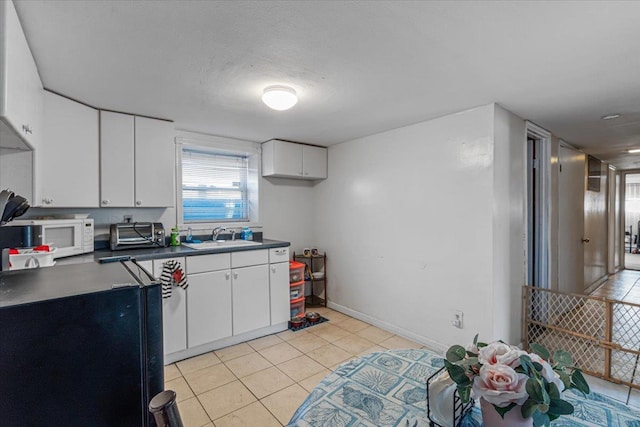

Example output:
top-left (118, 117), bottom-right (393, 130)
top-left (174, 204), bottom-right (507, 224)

top-left (585, 274), bottom-right (609, 295)
top-left (164, 322), bottom-right (288, 365)
top-left (327, 301), bottom-right (448, 354)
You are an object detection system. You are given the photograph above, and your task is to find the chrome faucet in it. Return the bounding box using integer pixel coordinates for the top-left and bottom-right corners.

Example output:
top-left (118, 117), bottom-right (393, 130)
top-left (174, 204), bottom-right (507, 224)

top-left (212, 226), bottom-right (227, 241)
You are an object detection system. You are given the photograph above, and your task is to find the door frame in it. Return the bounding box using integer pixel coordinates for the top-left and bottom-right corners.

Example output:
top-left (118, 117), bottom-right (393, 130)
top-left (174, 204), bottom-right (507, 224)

top-left (526, 122), bottom-right (552, 289)
top-left (620, 170), bottom-right (640, 270)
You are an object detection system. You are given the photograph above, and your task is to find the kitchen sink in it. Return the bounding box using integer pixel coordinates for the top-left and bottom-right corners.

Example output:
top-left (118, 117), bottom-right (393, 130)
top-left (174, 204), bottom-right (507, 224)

top-left (181, 240), bottom-right (262, 250)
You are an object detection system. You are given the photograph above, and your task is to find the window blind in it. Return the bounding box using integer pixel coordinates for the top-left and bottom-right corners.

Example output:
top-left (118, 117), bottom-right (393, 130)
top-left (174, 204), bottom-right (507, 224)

top-left (182, 148), bottom-right (249, 222)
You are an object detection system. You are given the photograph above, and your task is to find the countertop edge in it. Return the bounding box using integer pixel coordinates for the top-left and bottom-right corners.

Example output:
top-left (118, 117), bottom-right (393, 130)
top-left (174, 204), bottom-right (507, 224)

top-left (95, 239), bottom-right (291, 263)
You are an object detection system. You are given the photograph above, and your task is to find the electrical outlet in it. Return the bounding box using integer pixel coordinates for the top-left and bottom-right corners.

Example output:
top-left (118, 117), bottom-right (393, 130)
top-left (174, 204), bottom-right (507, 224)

top-left (452, 310), bottom-right (463, 329)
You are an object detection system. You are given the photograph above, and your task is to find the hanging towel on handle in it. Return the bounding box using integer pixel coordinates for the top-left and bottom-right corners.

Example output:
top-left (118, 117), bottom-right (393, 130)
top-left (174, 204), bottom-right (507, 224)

top-left (160, 260), bottom-right (188, 298)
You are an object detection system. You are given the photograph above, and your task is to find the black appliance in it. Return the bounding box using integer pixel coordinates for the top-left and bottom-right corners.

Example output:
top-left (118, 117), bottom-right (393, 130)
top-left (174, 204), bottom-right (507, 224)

top-left (110, 222), bottom-right (167, 251)
top-left (0, 260), bottom-right (163, 426)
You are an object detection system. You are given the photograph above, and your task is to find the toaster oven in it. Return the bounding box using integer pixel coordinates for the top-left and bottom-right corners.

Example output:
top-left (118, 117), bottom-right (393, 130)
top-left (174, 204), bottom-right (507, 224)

top-left (109, 222), bottom-right (166, 251)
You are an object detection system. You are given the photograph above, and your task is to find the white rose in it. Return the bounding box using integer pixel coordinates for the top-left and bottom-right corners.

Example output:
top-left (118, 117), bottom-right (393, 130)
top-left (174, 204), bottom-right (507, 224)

top-left (478, 342), bottom-right (521, 365)
top-left (530, 354), bottom-right (565, 392)
top-left (472, 364), bottom-right (529, 407)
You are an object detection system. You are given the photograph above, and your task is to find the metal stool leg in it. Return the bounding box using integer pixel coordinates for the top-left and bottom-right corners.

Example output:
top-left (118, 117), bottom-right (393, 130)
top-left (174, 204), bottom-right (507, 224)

top-left (149, 390), bottom-right (184, 427)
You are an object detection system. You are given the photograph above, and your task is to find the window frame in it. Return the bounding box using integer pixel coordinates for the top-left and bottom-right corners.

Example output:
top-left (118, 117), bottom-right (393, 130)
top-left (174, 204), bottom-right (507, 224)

top-left (175, 132), bottom-right (261, 231)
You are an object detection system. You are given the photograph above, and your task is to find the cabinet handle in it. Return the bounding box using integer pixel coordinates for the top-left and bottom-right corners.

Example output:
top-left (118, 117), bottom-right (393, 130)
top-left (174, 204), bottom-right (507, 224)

top-left (136, 200), bottom-right (142, 206)
top-left (233, 272), bottom-right (238, 279)
top-left (225, 272), bottom-right (230, 280)
top-left (271, 266), bottom-right (276, 273)
top-left (43, 198), bottom-right (53, 205)
top-left (102, 200), bottom-right (110, 205)
top-left (22, 124), bottom-right (32, 134)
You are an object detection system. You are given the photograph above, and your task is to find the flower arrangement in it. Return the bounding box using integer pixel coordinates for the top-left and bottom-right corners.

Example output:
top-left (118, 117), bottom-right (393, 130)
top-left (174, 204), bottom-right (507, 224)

top-left (444, 335), bottom-right (590, 427)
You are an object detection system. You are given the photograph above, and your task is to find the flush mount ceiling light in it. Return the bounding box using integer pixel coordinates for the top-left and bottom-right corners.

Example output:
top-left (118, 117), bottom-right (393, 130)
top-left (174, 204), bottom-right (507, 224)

top-left (601, 114), bottom-right (621, 120)
top-left (262, 86), bottom-right (298, 111)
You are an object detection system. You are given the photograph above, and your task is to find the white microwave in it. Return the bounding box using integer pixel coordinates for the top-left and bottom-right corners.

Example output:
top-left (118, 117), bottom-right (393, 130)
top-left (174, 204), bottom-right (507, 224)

top-left (8, 218), bottom-right (94, 259)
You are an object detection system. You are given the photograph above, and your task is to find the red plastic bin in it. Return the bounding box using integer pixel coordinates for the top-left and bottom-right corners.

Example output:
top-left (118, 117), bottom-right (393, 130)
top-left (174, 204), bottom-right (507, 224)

top-left (289, 261), bottom-right (306, 283)
top-left (290, 296), bottom-right (305, 318)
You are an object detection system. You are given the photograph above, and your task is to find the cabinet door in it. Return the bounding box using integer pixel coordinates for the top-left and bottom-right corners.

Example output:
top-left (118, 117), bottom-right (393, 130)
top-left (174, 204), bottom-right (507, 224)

top-left (187, 270), bottom-right (232, 347)
top-left (273, 140), bottom-right (303, 177)
top-left (302, 145), bottom-right (328, 179)
top-left (2, 0), bottom-right (27, 138)
top-left (41, 92), bottom-right (99, 207)
top-left (100, 111), bottom-right (135, 207)
top-left (270, 262), bottom-right (290, 325)
top-left (232, 264), bottom-right (270, 335)
top-left (134, 116), bottom-right (174, 207)
top-left (153, 257), bottom-right (187, 355)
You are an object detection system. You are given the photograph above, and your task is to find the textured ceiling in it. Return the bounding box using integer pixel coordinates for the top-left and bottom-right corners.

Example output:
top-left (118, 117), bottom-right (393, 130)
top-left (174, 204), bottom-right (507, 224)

top-left (14, 0), bottom-right (640, 169)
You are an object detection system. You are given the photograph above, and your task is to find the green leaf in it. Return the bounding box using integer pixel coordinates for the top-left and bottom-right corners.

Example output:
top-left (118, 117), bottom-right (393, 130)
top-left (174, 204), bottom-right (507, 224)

top-left (444, 360), bottom-right (470, 385)
top-left (559, 371), bottom-right (572, 389)
top-left (526, 378), bottom-right (544, 403)
top-left (548, 382), bottom-right (560, 400)
top-left (446, 345), bottom-right (467, 362)
top-left (571, 369), bottom-right (590, 395)
top-left (494, 402), bottom-right (516, 418)
top-left (532, 411), bottom-right (550, 427)
top-left (553, 350), bottom-right (572, 368)
top-left (530, 343), bottom-right (550, 360)
top-left (521, 399), bottom-right (538, 418)
top-left (473, 333), bottom-right (479, 345)
top-left (549, 398), bottom-right (574, 415)
top-left (520, 355), bottom-right (533, 375)
top-left (457, 385), bottom-right (471, 403)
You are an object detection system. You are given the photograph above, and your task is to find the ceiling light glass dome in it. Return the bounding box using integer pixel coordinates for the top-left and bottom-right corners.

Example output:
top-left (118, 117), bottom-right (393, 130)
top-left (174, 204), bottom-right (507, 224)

top-left (262, 86), bottom-right (298, 111)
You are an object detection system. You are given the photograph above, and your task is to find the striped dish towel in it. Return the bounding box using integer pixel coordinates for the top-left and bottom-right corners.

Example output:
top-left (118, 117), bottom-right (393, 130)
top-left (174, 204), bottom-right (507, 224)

top-left (160, 260), bottom-right (188, 298)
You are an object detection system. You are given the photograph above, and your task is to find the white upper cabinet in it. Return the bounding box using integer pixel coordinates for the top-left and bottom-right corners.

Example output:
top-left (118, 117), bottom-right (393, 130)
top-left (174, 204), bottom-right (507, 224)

top-left (0, 0), bottom-right (43, 150)
top-left (99, 113), bottom-right (174, 208)
top-left (134, 116), bottom-right (175, 207)
top-left (302, 144), bottom-right (328, 179)
top-left (100, 111), bottom-right (135, 207)
top-left (40, 91), bottom-right (99, 207)
top-left (262, 139), bottom-right (327, 180)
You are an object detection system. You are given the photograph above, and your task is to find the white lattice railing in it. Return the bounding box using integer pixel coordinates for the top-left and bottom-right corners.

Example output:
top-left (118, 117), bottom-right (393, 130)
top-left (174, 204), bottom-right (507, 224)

top-left (523, 286), bottom-right (640, 389)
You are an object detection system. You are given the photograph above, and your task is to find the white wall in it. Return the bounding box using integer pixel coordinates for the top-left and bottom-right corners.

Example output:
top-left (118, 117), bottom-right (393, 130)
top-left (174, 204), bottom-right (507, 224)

top-left (261, 177), bottom-right (316, 253)
top-left (313, 104), bottom-right (527, 350)
top-left (492, 105), bottom-right (526, 343)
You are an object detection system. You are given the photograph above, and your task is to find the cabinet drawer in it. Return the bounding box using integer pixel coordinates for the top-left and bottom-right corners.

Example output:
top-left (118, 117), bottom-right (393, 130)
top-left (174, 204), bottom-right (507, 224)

top-left (231, 249), bottom-right (268, 268)
top-left (187, 253), bottom-right (231, 274)
top-left (269, 247), bottom-right (289, 263)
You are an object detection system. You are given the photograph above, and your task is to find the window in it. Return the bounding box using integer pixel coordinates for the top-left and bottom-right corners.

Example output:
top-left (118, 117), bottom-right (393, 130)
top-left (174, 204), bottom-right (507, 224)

top-left (182, 148), bottom-right (249, 222)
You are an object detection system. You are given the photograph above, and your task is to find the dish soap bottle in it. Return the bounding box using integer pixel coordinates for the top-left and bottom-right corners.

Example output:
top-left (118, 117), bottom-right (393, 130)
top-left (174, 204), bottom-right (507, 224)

top-left (170, 226), bottom-right (180, 246)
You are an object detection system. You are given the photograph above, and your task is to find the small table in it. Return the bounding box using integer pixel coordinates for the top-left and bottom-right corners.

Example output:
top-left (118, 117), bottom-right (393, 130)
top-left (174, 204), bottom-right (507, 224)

top-left (287, 349), bottom-right (640, 426)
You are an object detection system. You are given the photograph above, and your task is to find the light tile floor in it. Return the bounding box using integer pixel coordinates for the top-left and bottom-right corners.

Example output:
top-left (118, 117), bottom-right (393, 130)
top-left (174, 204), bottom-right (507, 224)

top-left (165, 305), bottom-right (639, 426)
top-left (164, 306), bottom-right (425, 426)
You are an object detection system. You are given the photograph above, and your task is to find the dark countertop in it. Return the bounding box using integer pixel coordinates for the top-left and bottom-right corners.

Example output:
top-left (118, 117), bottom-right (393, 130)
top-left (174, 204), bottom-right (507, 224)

top-left (0, 262), bottom-right (144, 308)
top-left (0, 239), bottom-right (290, 308)
top-left (93, 238), bottom-right (290, 263)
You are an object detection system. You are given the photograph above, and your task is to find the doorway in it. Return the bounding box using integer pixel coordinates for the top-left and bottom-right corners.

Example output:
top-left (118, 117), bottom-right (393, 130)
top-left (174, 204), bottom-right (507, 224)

top-left (623, 172), bottom-right (640, 270)
top-left (526, 123), bottom-right (551, 289)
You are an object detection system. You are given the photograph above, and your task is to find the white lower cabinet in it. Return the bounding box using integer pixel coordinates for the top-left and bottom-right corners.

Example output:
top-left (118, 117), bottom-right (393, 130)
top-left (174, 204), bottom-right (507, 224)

top-left (187, 270), bottom-right (232, 347)
top-left (270, 262), bottom-right (290, 325)
top-left (139, 246), bottom-right (290, 362)
top-left (232, 264), bottom-right (270, 335)
top-left (150, 257), bottom-right (187, 356)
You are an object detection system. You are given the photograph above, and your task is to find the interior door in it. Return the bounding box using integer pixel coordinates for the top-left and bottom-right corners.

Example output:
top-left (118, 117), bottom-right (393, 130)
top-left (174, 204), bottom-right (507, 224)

top-left (558, 146), bottom-right (585, 294)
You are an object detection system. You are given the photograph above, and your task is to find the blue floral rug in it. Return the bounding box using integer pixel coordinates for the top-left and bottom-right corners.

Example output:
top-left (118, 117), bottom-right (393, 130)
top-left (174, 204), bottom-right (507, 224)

top-left (287, 348), bottom-right (640, 427)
